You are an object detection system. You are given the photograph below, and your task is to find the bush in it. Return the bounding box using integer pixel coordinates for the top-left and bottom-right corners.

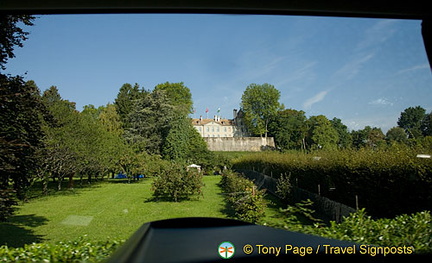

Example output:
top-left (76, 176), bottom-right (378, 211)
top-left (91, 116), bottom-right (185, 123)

top-left (151, 163), bottom-right (203, 202)
top-left (233, 148), bottom-right (432, 217)
top-left (219, 171), bottom-right (266, 224)
top-left (0, 236), bottom-right (123, 262)
top-left (317, 209), bottom-right (432, 254)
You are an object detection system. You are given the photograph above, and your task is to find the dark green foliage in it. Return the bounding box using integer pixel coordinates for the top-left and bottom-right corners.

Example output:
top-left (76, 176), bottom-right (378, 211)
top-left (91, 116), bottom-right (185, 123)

top-left (233, 148), bottom-right (432, 217)
top-left (386, 126), bottom-right (408, 143)
top-left (154, 82), bottom-right (193, 115)
top-left (0, 76), bottom-right (45, 200)
top-left (269, 109), bottom-right (307, 151)
top-left (162, 116), bottom-right (211, 163)
top-left (330, 117), bottom-right (352, 148)
top-left (151, 163), bottom-right (204, 202)
top-left (114, 83), bottom-right (147, 129)
top-left (317, 209), bottom-right (431, 254)
top-left (125, 89), bottom-right (176, 154)
top-left (398, 106), bottom-right (426, 139)
top-left (241, 83), bottom-right (283, 137)
top-left (0, 236), bottom-right (124, 262)
top-left (280, 199), bottom-right (323, 226)
top-left (275, 173), bottom-right (292, 202)
top-left (0, 15), bottom-right (35, 70)
top-left (219, 171), bottom-right (266, 223)
top-left (306, 115), bottom-right (339, 150)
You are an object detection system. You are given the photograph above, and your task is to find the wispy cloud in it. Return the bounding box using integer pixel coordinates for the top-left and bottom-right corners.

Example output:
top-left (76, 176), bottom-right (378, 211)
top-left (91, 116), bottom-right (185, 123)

top-left (368, 98), bottom-right (394, 106)
top-left (396, 63), bottom-right (430, 74)
top-left (332, 53), bottom-right (375, 82)
top-left (303, 90), bottom-right (329, 110)
top-left (357, 19), bottom-right (398, 51)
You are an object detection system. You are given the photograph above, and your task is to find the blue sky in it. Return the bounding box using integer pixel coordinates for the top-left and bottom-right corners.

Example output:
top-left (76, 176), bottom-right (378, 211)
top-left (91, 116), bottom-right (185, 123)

top-left (6, 14), bottom-right (432, 132)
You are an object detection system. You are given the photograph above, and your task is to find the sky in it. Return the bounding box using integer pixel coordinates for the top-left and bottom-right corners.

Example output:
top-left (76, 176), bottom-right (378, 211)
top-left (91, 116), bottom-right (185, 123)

top-left (5, 14), bottom-right (432, 132)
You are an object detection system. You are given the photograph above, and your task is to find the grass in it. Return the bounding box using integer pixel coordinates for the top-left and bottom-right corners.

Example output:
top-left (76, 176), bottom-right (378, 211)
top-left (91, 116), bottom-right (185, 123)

top-left (1, 175), bottom-right (289, 248)
top-left (0, 176), bottom-right (228, 247)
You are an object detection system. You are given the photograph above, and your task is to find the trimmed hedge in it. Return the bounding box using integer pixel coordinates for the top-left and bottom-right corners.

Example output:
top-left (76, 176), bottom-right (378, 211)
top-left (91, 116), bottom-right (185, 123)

top-left (0, 236), bottom-right (124, 262)
top-left (233, 147), bottom-right (432, 217)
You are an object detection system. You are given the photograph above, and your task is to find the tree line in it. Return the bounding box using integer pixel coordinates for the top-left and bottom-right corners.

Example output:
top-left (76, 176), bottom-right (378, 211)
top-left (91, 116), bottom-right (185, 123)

top-left (240, 83), bottom-right (432, 151)
top-left (1, 15), bottom-right (213, 220)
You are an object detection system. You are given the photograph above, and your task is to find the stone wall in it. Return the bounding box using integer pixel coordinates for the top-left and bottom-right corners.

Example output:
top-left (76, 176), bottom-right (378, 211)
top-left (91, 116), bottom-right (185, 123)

top-left (203, 137), bottom-right (275, 152)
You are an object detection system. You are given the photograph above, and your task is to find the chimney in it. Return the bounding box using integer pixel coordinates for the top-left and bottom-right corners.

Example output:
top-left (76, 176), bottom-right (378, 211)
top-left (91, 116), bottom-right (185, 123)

top-left (233, 109), bottom-right (238, 119)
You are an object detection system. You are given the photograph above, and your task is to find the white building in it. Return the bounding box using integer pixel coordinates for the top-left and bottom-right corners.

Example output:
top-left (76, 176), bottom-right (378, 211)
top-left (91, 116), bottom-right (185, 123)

top-left (191, 109), bottom-right (249, 138)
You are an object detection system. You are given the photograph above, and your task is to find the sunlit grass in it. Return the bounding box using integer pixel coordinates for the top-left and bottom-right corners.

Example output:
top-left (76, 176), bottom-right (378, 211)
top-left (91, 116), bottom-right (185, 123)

top-left (1, 176), bottom-right (228, 246)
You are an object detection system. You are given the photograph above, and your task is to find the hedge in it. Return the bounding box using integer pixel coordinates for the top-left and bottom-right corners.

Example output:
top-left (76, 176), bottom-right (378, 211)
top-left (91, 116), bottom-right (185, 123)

top-left (232, 147), bottom-right (432, 217)
top-left (0, 236), bottom-right (124, 262)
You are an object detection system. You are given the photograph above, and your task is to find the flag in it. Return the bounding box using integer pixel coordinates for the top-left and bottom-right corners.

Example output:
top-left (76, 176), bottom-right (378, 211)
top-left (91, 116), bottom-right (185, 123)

top-left (205, 108), bottom-right (209, 113)
top-left (217, 107), bottom-right (220, 113)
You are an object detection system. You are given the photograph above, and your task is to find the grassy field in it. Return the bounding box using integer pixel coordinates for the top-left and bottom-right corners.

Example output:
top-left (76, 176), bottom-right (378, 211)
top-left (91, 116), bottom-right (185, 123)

top-left (0, 175), bottom-right (286, 247)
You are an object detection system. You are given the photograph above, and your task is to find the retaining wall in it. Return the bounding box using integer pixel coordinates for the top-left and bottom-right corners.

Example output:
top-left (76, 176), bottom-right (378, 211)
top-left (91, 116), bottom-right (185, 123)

top-left (204, 137), bottom-right (275, 152)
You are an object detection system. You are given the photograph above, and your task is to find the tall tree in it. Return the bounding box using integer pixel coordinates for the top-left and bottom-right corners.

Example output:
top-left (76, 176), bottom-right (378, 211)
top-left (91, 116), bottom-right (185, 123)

top-left (154, 82), bottom-right (193, 115)
top-left (268, 109), bottom-right (308, 150)
top-left (351, 126), bottom-right (385, 148)
top-left (162, 116), bottom-right (210, 163)
top-left (0, 77), bottom-right (45, 198)
top-left (397, 106), bottom-right (426, 139)
top-left (306, 115), bottom-right (339, 150)
top-left (98, 103), bottom-right (123, 136)
top-left (114, 83), bottom-right (147, 128)
top-left (386, 126), bottom-right (408, 143)
top-left (0, 15), bottom-right (35, 70)
top-left (421, 112), bottom-right (432, 136)
top-left (241, 83), bottom-right (283, 138)
top-left (125, 89), bottom-right (176, 154)
top-left (330, 117), bottom-right (352, 149)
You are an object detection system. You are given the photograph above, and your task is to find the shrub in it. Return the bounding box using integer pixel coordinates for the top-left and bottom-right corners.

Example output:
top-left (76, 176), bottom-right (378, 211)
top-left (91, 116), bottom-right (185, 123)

top-left (275, 173), bottom-right (292, 202)
top-left (317, 209), bottom-right (432, 254)
top-left (0, 236), bottom-right (123, 262)
top-left (219, 171), bottom-right (266, 224)
top-left (151, 163), bottom-right (203, 202)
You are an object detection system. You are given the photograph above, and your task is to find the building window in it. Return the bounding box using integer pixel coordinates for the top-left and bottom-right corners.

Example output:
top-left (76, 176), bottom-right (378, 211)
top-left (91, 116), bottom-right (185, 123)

top-left (206, 127), bottom-right (209, 132)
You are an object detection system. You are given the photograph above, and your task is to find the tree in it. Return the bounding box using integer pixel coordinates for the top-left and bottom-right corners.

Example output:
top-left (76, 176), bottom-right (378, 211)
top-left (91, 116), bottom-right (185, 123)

top-left (268, 109), bottom-right (307, 150)
top-left (0, 77), bottom-right (45, 199)
top-left (397, 106), bottom-right (426, 139)
top-left (125, 89), bottom-right (176, 154)
top-left (306, 115), bottom-right (339, 150)
top-left (98, 103), bottom-right (123, 137)
top-left (351, 126), bottom-right (385, 148)
top-left (114, 83), bottom-right (147, 128)
top-left (386, 126), bottom-right (408, 143)
top-left (162, 116), bottom-right (210, 163)
top-left (421, 112), bottom-right (432, 136)
top-left (154, 82), bottom-right (193, 115)
top-left (330, 117), bottom-right (352, 149)
top-left (241, 83), bottom-right (283, 138)
top-left (0, 15), bottom-right (35, 70)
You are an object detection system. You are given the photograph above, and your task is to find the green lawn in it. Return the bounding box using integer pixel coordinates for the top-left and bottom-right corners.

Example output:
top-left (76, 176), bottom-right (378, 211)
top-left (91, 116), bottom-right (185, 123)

top-left (0, 176), bottom-right (228, 247)
top-left (1, 175), bottom-right (287, 248)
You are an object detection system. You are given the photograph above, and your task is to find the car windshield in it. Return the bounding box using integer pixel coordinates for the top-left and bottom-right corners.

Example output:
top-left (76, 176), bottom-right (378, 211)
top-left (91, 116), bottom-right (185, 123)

top-left (1, 14), bottom-right (431, 261)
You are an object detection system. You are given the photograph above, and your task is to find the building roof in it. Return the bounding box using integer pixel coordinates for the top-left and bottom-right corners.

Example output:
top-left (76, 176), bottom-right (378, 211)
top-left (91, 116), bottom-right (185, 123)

top-left (191, 118), bottom-right (234, 126)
